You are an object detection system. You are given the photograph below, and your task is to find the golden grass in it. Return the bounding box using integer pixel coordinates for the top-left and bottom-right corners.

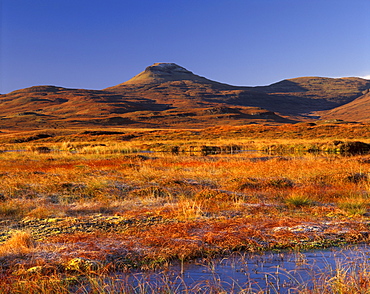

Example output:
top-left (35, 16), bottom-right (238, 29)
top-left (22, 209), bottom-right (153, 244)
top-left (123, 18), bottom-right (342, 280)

top-left (0, 231), bottom-right (36, 256)
top-left (0, 125), bottom-right (370, 292)
top-left (285, 193), bottom-right (313, 208)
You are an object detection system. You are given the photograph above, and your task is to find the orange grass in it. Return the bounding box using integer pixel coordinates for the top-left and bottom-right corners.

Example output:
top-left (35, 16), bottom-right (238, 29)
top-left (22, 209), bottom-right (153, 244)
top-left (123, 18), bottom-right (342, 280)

top-left (0, 128), bottom-right (370, 276)
top-left (0, 231), bottom-right (36, 256)
top-left (0, 128), bottom-right (370, 293)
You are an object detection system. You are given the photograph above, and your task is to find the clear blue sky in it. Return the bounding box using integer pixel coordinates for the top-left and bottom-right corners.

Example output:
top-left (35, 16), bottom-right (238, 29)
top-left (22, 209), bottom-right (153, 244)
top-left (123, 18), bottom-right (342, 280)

top-left (1, 0), bottom-right (369, 93)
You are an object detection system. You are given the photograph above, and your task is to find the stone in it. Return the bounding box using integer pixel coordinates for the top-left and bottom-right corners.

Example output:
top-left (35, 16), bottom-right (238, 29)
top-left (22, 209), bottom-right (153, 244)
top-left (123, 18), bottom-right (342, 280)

top-left (65, 257), bottom-right (102, 272)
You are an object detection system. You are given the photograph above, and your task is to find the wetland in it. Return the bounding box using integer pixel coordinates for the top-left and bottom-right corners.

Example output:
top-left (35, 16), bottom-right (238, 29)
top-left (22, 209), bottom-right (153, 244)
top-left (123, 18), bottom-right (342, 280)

top-left (1, 124), bottom-right (370, 293)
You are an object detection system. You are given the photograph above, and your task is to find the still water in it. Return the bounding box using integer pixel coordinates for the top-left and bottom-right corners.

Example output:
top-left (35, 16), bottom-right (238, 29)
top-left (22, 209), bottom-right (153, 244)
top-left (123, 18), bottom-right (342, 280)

top-left (120, 245), bottom-right (370, 293)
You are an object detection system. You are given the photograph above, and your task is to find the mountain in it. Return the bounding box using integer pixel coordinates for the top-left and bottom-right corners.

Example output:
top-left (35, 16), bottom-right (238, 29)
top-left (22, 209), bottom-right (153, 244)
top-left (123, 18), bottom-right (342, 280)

top-left (255, 76), bottom-right (370, 117)
top-left (107, 63), bottom-right (370, 117)
top-left (114, 63), bottom-right (226, 86)
top-left (317, 90), bottom-right (370, 122)
top-left (0, 63), bottom-right (369, 129)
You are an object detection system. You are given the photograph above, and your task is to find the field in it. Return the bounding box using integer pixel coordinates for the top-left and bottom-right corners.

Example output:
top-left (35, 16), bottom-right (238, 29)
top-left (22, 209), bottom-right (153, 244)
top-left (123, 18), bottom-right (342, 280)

top-left (1, 123), bottom-right (370, 292)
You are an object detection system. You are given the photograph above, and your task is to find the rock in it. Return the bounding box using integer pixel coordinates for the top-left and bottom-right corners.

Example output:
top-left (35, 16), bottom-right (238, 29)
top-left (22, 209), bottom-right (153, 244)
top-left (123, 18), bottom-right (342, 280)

top-left (289, 225), bottom-right (324, 233)
top-left (14, 265), bottom-right (56, 276)
top-left (26, 266), bottom-right (44, 274)
top-left (272, 224), bottom-right (326, 233)
top-left (65, 257), bottom-right (102, 272)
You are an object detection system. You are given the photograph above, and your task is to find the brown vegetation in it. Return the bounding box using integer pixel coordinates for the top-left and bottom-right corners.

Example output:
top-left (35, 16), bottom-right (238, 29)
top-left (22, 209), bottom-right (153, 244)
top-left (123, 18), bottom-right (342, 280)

top-left (0, 124), bottom-right (369, 292)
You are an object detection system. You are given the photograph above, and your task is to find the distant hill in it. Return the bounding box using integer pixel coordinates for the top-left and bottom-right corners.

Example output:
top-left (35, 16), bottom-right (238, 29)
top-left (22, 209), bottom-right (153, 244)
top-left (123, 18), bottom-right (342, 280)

top-left (317, 90), bottom-right (370, 122)
top-left (106, 63), bottom-right (370, 118)
top-left (0, 63), bottom-right (369, 129)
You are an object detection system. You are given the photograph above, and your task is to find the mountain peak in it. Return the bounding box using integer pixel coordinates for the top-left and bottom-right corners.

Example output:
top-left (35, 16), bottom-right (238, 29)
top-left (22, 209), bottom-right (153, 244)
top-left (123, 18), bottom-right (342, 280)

top-left (120, 62), bottom-right (218, 86)
top-left (146, 63), bottom-right (191, 74)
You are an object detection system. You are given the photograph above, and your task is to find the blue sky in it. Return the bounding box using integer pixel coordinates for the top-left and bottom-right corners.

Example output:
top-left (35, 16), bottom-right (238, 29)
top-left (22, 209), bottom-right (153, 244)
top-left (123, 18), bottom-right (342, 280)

top-left (1, 0), bottom-right (369, 93)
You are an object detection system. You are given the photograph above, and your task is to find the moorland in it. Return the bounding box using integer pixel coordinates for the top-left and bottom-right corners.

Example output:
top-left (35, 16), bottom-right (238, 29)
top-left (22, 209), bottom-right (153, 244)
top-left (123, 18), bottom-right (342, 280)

top-left (1, 64), bottom-right (370, 292)
top-left (0, 124), bottom-right (370, 292)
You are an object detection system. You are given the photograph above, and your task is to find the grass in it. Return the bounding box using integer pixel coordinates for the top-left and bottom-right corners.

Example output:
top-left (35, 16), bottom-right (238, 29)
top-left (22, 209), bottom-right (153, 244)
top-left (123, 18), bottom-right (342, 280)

top-left (0, 231), bottom-right (36, 256)
top-left (285, 193), bottom-right (313, 208)
top-left (0, 124), bottom-right (370, 291)
top-left (337, 194), bottom-right (369, 216)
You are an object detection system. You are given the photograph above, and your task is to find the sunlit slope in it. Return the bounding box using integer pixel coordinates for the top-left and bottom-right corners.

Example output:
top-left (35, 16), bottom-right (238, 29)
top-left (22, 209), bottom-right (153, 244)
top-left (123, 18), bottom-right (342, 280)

top-left (0, 63), bottom-right (369, 128)
top-left (318, 91), bottom-right (370, 122)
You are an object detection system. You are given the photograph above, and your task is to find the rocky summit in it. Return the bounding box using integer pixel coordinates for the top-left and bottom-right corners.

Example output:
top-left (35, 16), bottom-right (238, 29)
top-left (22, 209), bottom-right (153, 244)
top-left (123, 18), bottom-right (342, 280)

top-left (110, 62), bottom-right (225, 86)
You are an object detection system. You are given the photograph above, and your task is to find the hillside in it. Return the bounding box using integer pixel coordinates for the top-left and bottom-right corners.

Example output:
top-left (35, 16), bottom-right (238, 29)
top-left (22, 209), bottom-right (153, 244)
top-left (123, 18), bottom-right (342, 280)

top-left (318, 90), bottom-right (370, 122)
top-left (0, 85), bottom-right (292, 129)
top-left (107, 64), bottom-right (370, 117)
top-left (0, 63), bottom-right (369, 129)
top-left (0, 86), bottom-right (148, 129)
top-left (256, 76), bottom-right (370, 116)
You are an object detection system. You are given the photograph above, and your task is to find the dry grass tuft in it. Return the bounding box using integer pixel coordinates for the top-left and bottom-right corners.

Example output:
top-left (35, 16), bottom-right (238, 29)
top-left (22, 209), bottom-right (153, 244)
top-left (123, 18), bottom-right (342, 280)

top-left (194, 189), bottom-right (235, 202)
top-left (26, 205), bottom-right (63, 219)
top-left (129, 186), bottom-right (171, 199)
top-left (0, 231), bottom-right (36, 256)
top-left (285, 193), bottom-right (313, 208)
top-left (337, 195), bottom-right (369, 216)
